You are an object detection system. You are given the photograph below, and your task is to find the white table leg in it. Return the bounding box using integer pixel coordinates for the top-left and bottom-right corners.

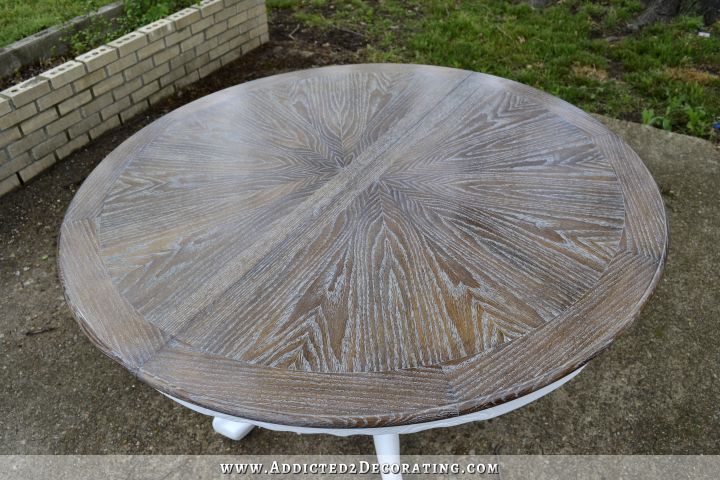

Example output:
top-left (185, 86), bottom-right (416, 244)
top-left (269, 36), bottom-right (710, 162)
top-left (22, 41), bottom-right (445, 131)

top-left (373, 433), bottom-right (402, 480)
top-left (212, 417), bottom-right (254, 440)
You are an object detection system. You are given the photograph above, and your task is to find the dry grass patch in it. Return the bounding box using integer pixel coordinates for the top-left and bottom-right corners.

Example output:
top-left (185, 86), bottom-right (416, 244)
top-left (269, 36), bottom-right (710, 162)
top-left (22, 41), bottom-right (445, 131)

top-left (572, 64), bottom-right (609, 81)
top-left (665, 67), bottom-right (719, 84)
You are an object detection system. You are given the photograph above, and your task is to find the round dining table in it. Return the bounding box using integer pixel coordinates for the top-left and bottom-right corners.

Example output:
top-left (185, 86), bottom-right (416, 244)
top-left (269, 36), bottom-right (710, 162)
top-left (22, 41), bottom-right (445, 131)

top-left (58, 64), bottom-right (667, 479)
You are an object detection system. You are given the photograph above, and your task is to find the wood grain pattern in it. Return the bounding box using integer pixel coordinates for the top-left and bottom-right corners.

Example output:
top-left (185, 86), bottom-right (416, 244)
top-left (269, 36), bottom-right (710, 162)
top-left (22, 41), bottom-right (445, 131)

top-left (58, 64), bottom-right (667, 428)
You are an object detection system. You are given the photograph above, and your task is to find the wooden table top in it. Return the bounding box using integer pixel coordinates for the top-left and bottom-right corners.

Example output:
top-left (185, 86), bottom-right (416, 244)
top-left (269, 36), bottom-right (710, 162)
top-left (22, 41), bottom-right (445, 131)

top-left (59, 64), bottom-right (667, 428)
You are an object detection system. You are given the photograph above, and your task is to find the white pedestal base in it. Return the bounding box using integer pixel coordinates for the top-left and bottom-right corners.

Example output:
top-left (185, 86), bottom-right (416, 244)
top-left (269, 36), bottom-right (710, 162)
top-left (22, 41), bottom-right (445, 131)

top-left (212, 417), bottom-right (254, 440)
top-left (161, 366), bottom-right (585, 480)
top-left (373, 434), bottom-right (402, 480)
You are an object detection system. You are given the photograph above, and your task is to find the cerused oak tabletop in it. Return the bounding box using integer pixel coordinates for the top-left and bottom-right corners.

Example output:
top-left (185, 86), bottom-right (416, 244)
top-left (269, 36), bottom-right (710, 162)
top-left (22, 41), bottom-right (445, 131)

top-left (58, 64), bottom-right (667, 428)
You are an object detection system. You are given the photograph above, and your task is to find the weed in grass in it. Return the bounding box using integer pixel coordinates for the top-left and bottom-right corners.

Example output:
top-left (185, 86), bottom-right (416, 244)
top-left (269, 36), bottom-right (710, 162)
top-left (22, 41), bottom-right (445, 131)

top-left (65, 0), bottom-right (114, 55)
top-left (64, 0), bottom-right (195, 55)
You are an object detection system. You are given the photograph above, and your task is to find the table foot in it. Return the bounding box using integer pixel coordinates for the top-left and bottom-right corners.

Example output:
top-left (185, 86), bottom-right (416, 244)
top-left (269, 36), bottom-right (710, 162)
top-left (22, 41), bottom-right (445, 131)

top-left (373, 434), bottom-right (402, 480)
top-left (212, 417), bottom-right (254, 440)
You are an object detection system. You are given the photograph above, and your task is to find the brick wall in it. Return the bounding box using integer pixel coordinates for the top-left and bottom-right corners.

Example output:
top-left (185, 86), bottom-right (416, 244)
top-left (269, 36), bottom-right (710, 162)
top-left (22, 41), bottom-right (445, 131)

top-left (0, 0), bottom-right (268, 197)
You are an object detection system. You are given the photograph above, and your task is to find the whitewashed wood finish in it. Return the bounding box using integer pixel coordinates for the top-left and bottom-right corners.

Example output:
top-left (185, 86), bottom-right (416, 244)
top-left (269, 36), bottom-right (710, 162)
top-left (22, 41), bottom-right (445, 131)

top-left (162, 366), bottom-right (586, 436)
top-left (58, 64), bottom-right (667, 428)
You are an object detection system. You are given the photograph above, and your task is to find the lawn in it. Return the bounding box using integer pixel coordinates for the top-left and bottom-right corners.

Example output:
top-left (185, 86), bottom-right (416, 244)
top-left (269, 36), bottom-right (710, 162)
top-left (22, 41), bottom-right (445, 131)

top-left (0, 0), bottom-right (116, 47)
top-left (270, 0), bottom-right (720, 140)
top-left (2, 0), bottom-right (718, 139)
top-left (0, 0), bottom-right (193, 51)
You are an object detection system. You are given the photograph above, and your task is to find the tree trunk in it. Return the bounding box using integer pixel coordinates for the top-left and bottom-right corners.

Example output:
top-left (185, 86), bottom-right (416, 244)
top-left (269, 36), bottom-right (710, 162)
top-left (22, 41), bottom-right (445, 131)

top-left (633, 0), bottom-right (719, 28)
top-left (699, 0), bottom-right (720, 25)
top-left (631, 0), bottom-right (682, 30)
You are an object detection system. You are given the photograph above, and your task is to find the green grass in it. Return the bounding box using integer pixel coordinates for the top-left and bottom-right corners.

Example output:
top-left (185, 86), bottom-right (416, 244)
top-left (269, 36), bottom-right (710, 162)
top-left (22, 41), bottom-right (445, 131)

top-left (0, 0), bottom-right (194, 52)
top-left (0, 0), bottom-right (116, 47)
top-left (272, 0), bottom-right (720, 139)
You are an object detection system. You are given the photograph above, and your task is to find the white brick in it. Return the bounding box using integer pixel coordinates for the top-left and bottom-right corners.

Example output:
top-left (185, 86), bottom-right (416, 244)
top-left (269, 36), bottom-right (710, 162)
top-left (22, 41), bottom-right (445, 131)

top-left (40, 61), bottom-right (86, 89)
top-left (196, 0), bottom-right (224, 17)
top-left (0, 97), bottom-right (12, 117)
top-left (0, 173), bottom-right (20, 195)
top-left (168, 8), bottom-right (201, 30)
top-left (185, 53), bottom-right (211, 73)
top-left (209, 40), bottom-right (233, 61)
top-left (111, 77), bottom-right (143, 101)
top-left (108, 31), bottom-right (149, 58)
top-left (100, 96), bottom-right (132, 121)
top-left (164, 28), bottom-right (192, 47)
top-left (204, 20), bottom-right (228, 40)
top-left (180, 32), bottom-right (205, 52)
top-left (138, 19), bottom-right (175, 43)
top-left (105, 52), bottom-right (138, 76)
top-left (119, 100), bottom-right (149, 123)
top-left (250, 3), bottom-right (266, 16)
top-left (76, 46), bottom-right (118, 72)
top-left (198, 59), bottom-right (221, 79)
top-left (225, 31), bottom-right (249, 51)
top-left (92, 74), bottom-right (124, 98)
top-left (214, 5), bottom-right (237, 22)
top-left (57, 133), bottom-right (90, 158)
top-left (0, 126), bottom-right (22, 149)
top-left (81, 92), bottom-right (114, 117)
top-left (36, 84), bottom-right (73, 111)
top-left (20, 108), bottom-right (58, 134)
top-left (58, 90), bottom-right (93, 116)
top-left (191, 15), bottom-right (214, 35)
top-left (176, 70), bottom-right (200, 89)
top-left (67, 113), bottom-right (99, 139)
top-left (0, 153), bottom-right (31, 180)
top-left (227, 10), bottom-right (249, 28)
top-left (219, 48), bottom-right (242, 66)
top-left (123, 58), bottom-right (154, 81)
top-left (195, 36), bottom-right (219, 56)
top-left (46, 110), bottom-right (82, 137)
top-left (1, 77), bottom-right (50, 108)
top-left (159, 65), bottom-right (188, 88)
top-left (131, 81), bottom-right (160, 103)
top-left (217, 26), bottom-right (241, 45)
top-left (7, 129), bottom-right (45, 157)
top-left (153, 45), bottom-right (181, 66)
top-left (71, 67), bottom-right (107, 92)
top-left (0, 103), bottom-right (38, 131)
top-left (142, 63), bottom-right (171, 84)
top-left (137, 39), bottom-right (166, 61)
top-left (31, 132), bottom-right (67, 160)
top-left (242, 35), bottom-right (262, 54)
top-left (18, 154), bottom-right (55, 182)
top-left (149, 84), bottom-right (175, 105)
top-left (89, 114), bottom-right (121, 139)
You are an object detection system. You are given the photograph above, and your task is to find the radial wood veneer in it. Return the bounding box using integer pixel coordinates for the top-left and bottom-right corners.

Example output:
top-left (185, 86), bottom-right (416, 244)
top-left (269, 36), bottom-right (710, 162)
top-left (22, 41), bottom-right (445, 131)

top-left (58, 64), bottom-right (667, 428)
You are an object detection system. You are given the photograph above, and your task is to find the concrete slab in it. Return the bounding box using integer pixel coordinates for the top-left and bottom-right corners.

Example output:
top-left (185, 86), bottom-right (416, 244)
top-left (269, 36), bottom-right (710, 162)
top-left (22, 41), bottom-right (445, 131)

top-left (0, 61), bottom-right (718, 454)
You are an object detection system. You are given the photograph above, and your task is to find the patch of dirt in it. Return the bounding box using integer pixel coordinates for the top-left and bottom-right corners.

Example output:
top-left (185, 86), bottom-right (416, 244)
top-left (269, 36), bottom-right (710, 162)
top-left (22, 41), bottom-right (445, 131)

top-left (271, 6), bottom-right (367, 52)
top-left (0, 56), bottom-right (73, 90)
